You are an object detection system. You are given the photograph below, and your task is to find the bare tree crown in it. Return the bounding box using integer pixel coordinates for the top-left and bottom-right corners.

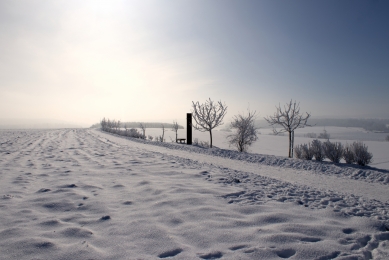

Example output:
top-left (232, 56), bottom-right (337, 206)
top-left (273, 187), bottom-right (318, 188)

top-left (171, 121), bottom-right (179, 132)
top-left (265, 100), bottom-right (311, 158)
top-left (192, 98), bottom-right (227, 132)
top-left (139, 123), bottom-right (146, 138)
top-left (265, 100), bottom-right (311, 134)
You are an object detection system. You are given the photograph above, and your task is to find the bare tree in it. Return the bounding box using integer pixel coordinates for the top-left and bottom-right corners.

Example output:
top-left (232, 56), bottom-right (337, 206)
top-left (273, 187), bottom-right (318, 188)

top-left (265, 100), bottom-right (311, 158)
top-left (192, 98), bottom-right (227, 148)
top-left (139, 123), bottom-right (146, 139)
top-left (124, 123), bottom-right (128, 136)
top-left (159, 124), bottom-right (165, 142)
top-left (227, 110), bottom-right (259, 152)
top-left (101, 118), bottom-right (107, 131)
top-left (171, 120), bottom-right (179, 142)
top-left (117, 120), bottom-right (121, 133)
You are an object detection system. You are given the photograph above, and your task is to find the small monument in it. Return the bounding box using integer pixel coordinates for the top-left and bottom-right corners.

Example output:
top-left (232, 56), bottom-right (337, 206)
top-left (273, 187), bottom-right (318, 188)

top-left (186, 113), bottom-right (192, 145)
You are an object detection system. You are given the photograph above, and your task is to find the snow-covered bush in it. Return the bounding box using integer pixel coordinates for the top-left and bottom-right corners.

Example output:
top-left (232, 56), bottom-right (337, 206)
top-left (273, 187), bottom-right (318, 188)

top-left (294, 144), bottom-right (313, 160)
top-left (298, 143), bottom-right (313, 160)
top-left (193, 139), bottom-right (209, 148)
top-left (343, 144), bottom-right (355, 164)
top-left (352, 141), bottom-right (373, 166)
top-left (227, 110), bottom-right (259, 152)
top-left (342, 142), bottom-right (373, 166)
top-left (294, 145), bottom-right (303, 159)
top-left (199, 140), bottom-right (210, 148)
top-left (310, 139), bottom-right (324, 161)
top-left (128, 128), bottom-right (142, 138)
top-left (323, 141), bottom-right (343, 163)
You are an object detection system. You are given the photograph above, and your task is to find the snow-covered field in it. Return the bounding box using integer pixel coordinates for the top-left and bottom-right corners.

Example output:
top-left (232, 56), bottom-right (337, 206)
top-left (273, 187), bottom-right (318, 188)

top-left (0, 128), bottom-right (388, 259)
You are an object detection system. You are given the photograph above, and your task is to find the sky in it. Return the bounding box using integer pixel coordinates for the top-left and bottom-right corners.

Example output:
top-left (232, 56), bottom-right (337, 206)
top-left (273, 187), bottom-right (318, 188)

top-left (0, 0), bottom-right (388, 127)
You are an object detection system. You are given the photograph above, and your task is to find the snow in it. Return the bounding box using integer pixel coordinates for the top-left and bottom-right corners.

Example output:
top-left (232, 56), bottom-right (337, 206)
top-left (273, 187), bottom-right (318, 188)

top-left (0, 128), bottom-right (388, 259)
top-left (140, 126), bottom-right (389, 170)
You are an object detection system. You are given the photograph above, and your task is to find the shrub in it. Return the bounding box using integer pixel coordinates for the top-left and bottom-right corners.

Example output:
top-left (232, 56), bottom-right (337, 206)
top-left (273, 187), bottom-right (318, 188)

top-left (386, 135), bottom-right (389, 142)
top-left (227, 110), bottom-right (259, 152)
top-left (199, 140), bottom-right (210, 148)
top-left (294, 144), bottom-right (313, 160)
top-left (352, 141), bottom-right (373, 166)
top-left (128, 128), bottom-right (142, 138)
top-left (310, 139), bottom-right (325, 161)
top-left (323, 141), bottom-right (343, 163)
top-left (294, 145), bottom-right (303, 159)
top-left (148, 135), bottom-right (153, 141)
top-left (297, 143), bottom-right (313, 160)
top-left (343, 143), bottom-right (355, 164)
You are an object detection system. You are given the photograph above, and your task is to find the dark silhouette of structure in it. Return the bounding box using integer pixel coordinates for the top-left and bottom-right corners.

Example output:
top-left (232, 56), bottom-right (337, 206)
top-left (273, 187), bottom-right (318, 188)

top-left (187, 113), bottom-right (192, 144)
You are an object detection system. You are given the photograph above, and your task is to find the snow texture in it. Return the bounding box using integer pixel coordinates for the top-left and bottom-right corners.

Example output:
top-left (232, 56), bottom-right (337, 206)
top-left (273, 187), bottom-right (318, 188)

top-left (101, 129), bottom-right (389, 185)
top-left (0, 129), bottom-right (388, 259)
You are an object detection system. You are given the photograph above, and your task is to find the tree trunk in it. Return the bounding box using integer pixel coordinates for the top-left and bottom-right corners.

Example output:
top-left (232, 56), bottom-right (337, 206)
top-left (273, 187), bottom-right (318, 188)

top-left (288, 131), bottom-right (292, 158)
top-left (291, 131), bottom-right (294, 158)
top-left (175, 131), bottom-right (177, 142)
top-left (209, 130), bottom-right (213, 148)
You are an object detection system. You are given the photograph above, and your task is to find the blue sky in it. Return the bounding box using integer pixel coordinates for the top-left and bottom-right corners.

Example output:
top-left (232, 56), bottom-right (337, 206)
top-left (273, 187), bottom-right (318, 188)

top-left (0, 0), bottom-right (388, 126)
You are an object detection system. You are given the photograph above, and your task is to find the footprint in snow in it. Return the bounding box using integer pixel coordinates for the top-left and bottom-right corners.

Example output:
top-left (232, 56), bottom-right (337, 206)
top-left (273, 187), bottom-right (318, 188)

top-left (275, 249), bottom-right (296, 258)
top-left (59, 184), bottom-right (77, 188)
top-left (37, 188), bottom-right (51, 193)
top-left (158, 248), bottom-right (183, 258)
top-left (300, 237), bottom-right (321, 243)
top-left (198, 251), bottom-right (223, 259)
top-left (342, 228), bottom-right (355, 234)
top-left (229, 245), bottom-right (247, 251)
top-left (100, 215), bottom-right (111, 221)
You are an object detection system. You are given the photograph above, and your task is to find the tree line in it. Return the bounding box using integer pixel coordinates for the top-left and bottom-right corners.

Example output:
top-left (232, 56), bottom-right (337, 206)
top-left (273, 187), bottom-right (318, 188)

top-left (98, 98), bottom-right (374, 166)
top-left (92, 121), bottom-right (183, 129)
top-left (100, 118), bottom-right (180, 142)
top-left (307, 118), bottom-right (389, 132)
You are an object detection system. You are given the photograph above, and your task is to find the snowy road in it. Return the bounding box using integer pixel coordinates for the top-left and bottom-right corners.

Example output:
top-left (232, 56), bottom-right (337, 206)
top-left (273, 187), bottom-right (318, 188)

top-left (92, 129), bottom-right (389, 203)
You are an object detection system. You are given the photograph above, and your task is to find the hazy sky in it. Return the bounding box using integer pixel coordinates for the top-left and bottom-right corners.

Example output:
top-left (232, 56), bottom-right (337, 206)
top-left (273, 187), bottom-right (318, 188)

top-left (1, 0), bottom-right (388, 127)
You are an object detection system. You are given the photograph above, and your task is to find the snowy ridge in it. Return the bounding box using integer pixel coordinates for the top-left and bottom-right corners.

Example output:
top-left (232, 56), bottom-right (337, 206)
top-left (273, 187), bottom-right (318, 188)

top-left (99, 129), bottom-right (389, 185)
